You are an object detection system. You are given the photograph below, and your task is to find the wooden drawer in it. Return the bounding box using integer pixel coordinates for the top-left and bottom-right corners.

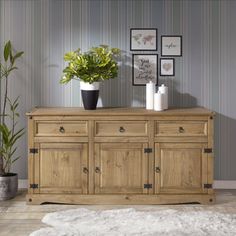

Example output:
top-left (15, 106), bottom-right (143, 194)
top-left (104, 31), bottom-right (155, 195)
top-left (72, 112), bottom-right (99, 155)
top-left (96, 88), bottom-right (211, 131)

top-left (35, 121), bottom-right (88, 136)
top-left (95, 121), bottom-right (148, 136)
top-left (155, 121), bottom-right (207, 136)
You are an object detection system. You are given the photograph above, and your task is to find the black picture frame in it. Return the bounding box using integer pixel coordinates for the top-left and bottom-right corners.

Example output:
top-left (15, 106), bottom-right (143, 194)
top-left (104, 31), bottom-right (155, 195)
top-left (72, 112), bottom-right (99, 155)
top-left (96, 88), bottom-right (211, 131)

top-left (130, 28), bottom-right (158, 51)
top-left (132, 54), bottom-right (158, 86)
top-left (161, 35), bottom-right (182, 57)
top-left (160, 58), bottom-right (175, 76)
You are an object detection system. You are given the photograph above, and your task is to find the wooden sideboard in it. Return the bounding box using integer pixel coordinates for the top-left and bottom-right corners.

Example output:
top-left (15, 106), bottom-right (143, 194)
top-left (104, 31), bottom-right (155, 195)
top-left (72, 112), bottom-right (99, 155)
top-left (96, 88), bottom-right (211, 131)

top-left (26, 107), bottom-right (215, 204)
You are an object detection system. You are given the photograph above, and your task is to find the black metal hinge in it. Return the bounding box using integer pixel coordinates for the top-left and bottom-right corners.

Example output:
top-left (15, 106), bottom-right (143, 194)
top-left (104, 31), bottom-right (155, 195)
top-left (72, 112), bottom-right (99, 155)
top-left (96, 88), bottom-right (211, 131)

top-left (30, 184), bottom-right (38, 189)
top-left (29, 148), bottom-right (38, 154)
top-left (144, 148), bottom-right (152, 153)
top-left (204, 148), bottom-right (213, 153)
top-left (144, 184), bottom-right (152, 189)
top-left (204, 184), bottom-right (212, 189)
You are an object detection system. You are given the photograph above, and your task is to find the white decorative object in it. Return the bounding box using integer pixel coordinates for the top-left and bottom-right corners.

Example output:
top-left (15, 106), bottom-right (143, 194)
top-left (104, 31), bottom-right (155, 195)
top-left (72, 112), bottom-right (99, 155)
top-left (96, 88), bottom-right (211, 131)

top-left (158, 84), bottom-right (168, 110)
top-left (29, 208), bottom-right (236, 236)
top-left (80, 81), bottom-right (100, 90)
top-left (146, 81), bottom-right (155, 110)
top-left (154, 91), bottom-right (164, 111)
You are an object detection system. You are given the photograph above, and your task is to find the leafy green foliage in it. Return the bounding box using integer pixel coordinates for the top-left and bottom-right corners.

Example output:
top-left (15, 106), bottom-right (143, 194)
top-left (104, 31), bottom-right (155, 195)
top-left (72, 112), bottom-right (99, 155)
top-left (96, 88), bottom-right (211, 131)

top-left (1, 40), bottom-right (24, 79)
top-left (61, 45), bottom-right (120, 84)
top-left (0, 97), bottom-right (24, 173)
top-left (0, 40), bottom-right (24, 174)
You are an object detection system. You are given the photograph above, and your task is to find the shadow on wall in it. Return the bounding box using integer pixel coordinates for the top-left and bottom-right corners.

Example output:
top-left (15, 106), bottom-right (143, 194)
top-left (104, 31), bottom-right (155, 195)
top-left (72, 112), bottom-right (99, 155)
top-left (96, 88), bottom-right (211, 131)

top-left (213, 112), bottom-right (236, 180)
top-left (99, 56), bottom-right (198, 108)
top-left (99, 51), bottom-right (145, 108)
top-left (158, 78), bottom-right (198, 108)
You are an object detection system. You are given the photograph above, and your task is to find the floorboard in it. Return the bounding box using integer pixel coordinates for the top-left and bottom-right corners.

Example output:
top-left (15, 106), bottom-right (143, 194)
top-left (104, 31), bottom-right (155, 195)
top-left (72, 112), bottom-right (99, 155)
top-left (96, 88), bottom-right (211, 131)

top-left (0, 189), bottom-right (236, 236)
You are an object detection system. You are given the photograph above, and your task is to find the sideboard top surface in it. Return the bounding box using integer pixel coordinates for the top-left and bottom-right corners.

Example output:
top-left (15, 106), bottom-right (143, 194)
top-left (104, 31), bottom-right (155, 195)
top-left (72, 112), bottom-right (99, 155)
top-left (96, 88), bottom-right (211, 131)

top-left (26, 107), bottom-right (214, 117)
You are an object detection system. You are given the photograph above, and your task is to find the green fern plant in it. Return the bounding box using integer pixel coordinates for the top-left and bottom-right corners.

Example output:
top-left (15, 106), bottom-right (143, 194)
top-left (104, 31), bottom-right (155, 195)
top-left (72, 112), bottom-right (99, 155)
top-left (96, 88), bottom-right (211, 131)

top-left (61, 45), bottom-right (120, 84)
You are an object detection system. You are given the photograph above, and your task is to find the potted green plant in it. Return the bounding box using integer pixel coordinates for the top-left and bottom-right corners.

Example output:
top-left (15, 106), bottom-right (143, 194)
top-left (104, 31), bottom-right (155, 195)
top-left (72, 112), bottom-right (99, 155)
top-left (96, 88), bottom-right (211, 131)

top-left (0, 41), bottom-right (24, 200)
top-left (61, 45), bottom-right (120, 110)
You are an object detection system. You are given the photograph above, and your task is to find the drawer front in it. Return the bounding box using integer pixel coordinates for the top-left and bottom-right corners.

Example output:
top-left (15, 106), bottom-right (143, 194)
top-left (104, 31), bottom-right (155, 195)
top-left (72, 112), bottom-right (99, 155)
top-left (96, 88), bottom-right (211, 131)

top-left (36, 121), bottom-right (88, 136)
top-left (95, 121), bottom-right (148, 136)
top-left (155, 121), bottom-right (207, 136)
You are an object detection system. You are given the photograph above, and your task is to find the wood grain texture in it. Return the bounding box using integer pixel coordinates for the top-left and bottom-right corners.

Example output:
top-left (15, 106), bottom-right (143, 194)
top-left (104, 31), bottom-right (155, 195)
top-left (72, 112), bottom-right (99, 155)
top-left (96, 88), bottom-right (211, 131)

top-left (94, 143), bottom-right (148, 194)
top-left (155, 143), bottom-right (208, 194)
top-left (35, 121), bottom-right (88, 136)
top-left (27, 117), bottom-right (34, 195)
top-left (34, 136), bottom-right (89, 143)
top-left (208, 116), bottom-right (214, 194)
top-left (95, 121), bottom-right (148, 137)
top-left (154, 136), bottom-right (208, 143)
top-left (88, 120), bottom-right (95, 194)
top-left (26, 107), bottom-right (214, 116)
top-left (36, 143), bottom-right (88, 194)
top-left (26, 193), bottom-right (216, 205)
top-left (155, 121), bottom-right (208, 136)
top-left (148, 120), bottom-right (155, 194)
top-left (27, 107), bottom-right (214, 204)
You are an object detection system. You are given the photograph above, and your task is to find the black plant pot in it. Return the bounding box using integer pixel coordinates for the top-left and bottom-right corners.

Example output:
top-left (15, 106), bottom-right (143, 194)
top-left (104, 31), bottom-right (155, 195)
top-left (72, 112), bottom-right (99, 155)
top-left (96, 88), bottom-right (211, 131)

top-left (81, 90), bottom-right (99, 110)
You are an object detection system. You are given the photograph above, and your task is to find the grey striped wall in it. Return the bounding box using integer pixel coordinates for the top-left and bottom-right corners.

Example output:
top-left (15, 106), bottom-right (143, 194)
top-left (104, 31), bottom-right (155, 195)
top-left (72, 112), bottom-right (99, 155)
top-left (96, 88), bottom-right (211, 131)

top-left (0, 0), bottom-right (235, 180)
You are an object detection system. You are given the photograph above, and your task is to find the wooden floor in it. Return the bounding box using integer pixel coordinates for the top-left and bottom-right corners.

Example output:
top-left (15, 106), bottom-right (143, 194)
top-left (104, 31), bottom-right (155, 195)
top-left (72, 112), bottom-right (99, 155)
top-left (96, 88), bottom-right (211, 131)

top-left (1, 190), bottom-right (236, 236)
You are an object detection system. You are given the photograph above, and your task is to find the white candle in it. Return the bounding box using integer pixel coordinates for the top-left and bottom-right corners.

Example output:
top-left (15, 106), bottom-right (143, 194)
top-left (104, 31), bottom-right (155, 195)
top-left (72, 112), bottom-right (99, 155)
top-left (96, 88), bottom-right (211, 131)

top-left (158, 84), bottom-right (168, 110)
top-left (146, 81), bottom-right (155, 110)
top-left (154, 91), bottom-right (164, 111)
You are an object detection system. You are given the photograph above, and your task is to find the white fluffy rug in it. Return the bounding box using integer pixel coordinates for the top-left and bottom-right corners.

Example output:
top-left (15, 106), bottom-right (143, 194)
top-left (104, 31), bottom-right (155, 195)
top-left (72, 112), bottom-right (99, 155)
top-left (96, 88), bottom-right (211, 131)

top-left (30, 208), bottom-right (236, 236)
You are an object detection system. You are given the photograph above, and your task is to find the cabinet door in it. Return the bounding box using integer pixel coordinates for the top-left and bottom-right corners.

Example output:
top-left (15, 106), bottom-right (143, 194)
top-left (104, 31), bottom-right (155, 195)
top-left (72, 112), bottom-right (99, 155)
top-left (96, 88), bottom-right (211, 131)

top-left (94, 143), bottom-right (149, 194)
top-left (155, 143), bottom-right (208, 194)
top-left (34, 143), bottom-right (88, 194)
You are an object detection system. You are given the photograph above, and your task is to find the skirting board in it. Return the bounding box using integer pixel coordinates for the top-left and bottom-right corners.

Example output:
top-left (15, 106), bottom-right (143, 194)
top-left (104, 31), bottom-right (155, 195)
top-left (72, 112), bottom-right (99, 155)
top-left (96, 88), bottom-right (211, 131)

top-left (19, 179), bottom-right (236, 189)
top-left (213, 180), bottom-right (236, 189)
top-left (18, 179), bottom-right (28, 189)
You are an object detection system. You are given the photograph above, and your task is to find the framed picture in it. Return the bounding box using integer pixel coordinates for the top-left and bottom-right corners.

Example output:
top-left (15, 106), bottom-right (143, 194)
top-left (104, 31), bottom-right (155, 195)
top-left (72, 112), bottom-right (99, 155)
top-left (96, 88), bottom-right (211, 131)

top-left (132, 54), bottom-right (158, 86)
top-left (160, 58), bottom-right (175, 76)
top-left (130, 28), bottom-right (157, 51)
top-left (161, 35), bottom-right (182, 56)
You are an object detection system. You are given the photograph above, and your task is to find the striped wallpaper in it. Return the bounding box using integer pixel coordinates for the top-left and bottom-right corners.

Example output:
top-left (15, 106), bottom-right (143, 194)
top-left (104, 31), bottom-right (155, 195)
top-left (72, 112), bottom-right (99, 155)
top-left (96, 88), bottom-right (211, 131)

top-left (0, 0), bottom-right (235, 180)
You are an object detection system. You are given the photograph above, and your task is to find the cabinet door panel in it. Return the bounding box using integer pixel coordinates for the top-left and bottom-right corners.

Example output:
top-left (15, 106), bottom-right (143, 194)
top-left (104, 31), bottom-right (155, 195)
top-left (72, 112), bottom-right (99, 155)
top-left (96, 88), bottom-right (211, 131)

top-left (34, 143), bottom-right (88, 194)
top-left (155, 143), bottom-right (208, 194)
top-left (95, 143), bottom-right (149, 194)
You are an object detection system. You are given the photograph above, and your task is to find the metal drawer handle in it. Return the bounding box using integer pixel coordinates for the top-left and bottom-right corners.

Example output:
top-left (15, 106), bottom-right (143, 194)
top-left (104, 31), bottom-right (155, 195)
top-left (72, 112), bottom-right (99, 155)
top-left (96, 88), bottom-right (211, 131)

top-left (179, 126), bottom-right (185, 133)
top-left (83, 167), bottom-right (89, 174)
top-left (95, 167), bottom-right (100, 173)
top-left (155, 167), bottom-right (161, 173)
top-left (59, 126), bottom-right (65, 133)
top-left (119, 126), bottom-right (125, 133)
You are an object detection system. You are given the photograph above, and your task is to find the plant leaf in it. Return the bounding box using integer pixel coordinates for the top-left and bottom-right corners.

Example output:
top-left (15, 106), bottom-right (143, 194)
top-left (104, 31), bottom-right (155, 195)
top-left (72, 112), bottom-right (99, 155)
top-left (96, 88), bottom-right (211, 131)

top-left (12, 156), bottom-right (20, 163)
top-left (9, 128), bottom-right (25, 146)
top-left (8, 67), bottom-right (18, 73)
top-left (4, 41), bottom-right (12, 62)
top-left (13, 51), bottom-right (24, 61)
